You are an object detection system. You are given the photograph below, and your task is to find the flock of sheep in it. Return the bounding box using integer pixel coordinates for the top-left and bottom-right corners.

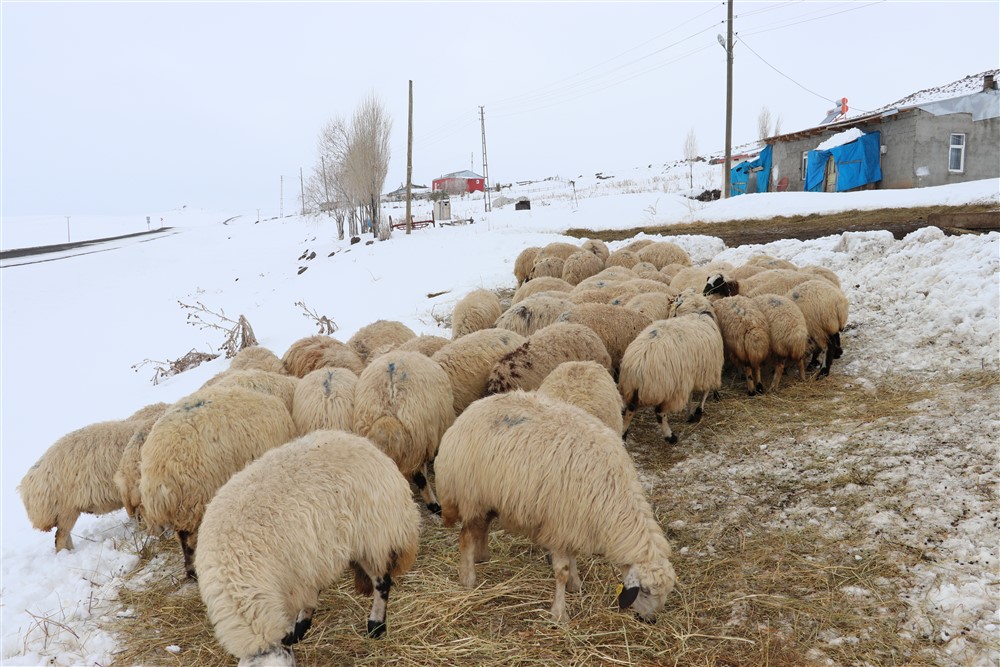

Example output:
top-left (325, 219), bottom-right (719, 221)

top-left (18, 234), bottom-right (849, 666)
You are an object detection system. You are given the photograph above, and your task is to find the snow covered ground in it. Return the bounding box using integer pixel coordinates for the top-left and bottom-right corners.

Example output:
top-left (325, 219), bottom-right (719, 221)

top-left (1, 172), bottom-right (997, 665)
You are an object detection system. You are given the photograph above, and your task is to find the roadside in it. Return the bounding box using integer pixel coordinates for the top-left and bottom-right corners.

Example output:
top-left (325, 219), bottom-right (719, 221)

top-left (566, 204), bottom-right (999, 246)
top-left (0, 227), bottom-right (176, 261)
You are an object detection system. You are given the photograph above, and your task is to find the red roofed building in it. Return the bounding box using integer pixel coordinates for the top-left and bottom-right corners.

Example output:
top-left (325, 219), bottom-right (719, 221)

top-left (432, 170), bottom-right (486, 195)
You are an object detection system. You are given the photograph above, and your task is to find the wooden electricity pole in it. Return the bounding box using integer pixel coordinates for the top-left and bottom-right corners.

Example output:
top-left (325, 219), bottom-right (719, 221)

top-left (723, 0), bottom-right (734, 199)
top-left (299, 167), bottom-right (305, 215)
top-left (406, 80), bottom-right (414, 234)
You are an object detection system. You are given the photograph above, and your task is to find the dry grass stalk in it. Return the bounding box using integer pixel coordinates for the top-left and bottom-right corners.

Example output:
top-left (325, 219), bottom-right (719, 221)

top-left (131, 349), bottom-right (220, 385)
top-left (294, 300), bottom-right (338, 335)
top-left (179, 300), bottom-right (258, 359)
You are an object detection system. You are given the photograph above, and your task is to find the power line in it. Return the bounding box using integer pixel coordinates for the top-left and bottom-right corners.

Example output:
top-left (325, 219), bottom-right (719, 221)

top-left (737, 35), bottom-right (872, 113)
top-left (740, 0), bottom-right (885, 37)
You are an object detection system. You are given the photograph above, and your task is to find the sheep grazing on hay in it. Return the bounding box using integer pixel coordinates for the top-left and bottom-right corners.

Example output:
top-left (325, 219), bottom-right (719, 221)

top-left (561, 250), bottom-right (605, 286)
top-left (347, 320), bottom-right (416, 365)
top-left (281, 335), bottom-right (364, 377)
top-left (228, 345), bottom-right (284, 374)
top-left (452, 289), bottom-right (503, 340)
top-left (786, 279), bottom-right (850, 377)
top-left (618, 289), bottom-right (724, 444)
top-left (20, 402), bottom-right (170, 551)
top-left (432, 328), bottom-right (527, 416)
top-left (140, 385), bottom-right (296, 579)
top-left (353, 350), bottom-right (456, 514)
top-left (711, 295), bottom-right (771, 395)
top-left (514, 246), bottom-right (541, 286)
top-left (494, 294), bottom-right (575, 338)
top-left (291, 366), bottom-right (358, 436)
top-left (197, 430), bottom-right (421, 666)
top-left (485, 322), bottom-right (612, 394)
top-left (557, 302), bottom-right (652, 377)
top-left (436, 391), bottom-right (676, 623)
top-left (537, 360), bottom-right (624, 435)
top-left (511, 276), bottom-right (573, 304)
top-left (635, 241), bottom-right (692, 269)
top-left (750, 294), bottom-right (810, 391)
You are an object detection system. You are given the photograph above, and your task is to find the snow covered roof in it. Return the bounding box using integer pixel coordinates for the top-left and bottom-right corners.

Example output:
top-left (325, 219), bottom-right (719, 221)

top-left (437, 170), bottom-right (484, 180)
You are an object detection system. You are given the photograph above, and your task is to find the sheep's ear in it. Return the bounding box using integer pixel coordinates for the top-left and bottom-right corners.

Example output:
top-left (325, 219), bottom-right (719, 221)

top-left (618, 567), bottom-right (642, 609)
top-left (618, 584), bottom-right (640, 610)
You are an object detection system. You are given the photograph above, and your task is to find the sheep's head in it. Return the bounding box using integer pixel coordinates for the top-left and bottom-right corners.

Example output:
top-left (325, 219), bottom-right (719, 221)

top-left (617, 560), bottom-right (676, 623)
top-left (703, 273), bottom-right (734, 297)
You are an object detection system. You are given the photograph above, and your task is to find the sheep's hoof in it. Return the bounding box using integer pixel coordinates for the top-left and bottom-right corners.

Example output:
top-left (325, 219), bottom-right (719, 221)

top-left (756, 382), bottom-right (765, 394)
top-left (687, 407), bottom-right (703, 423)
top-left (185, 568), bottom-right (198, 581)
top-left (427, 502), bottom-right (442, 516)
top-left (366, 620), bottom-right (387, 638)
top-left (665, 434), bottom-right (678, 444)
top-left (819, 367), bottom-right (830, 377)
top-left (635, 613), bottom-right (657, 625)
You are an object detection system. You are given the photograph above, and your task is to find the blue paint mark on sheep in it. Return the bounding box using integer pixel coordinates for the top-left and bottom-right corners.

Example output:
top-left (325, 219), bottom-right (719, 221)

top-left (322, 371), bottom-right (335, 397)
top-left (183, 400), bottom-right (211, 412)
top-left (501, 415), bottom-right (528, 427)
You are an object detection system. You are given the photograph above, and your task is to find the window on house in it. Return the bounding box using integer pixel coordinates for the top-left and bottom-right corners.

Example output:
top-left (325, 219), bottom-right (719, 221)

top-left (801, 151), bottom-right (809, 180)
top-left (949, 133), bottom-right (966, 172)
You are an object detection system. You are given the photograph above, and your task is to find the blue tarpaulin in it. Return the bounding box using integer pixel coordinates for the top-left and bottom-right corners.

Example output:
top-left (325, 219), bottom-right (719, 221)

top-left (730, 145), bottom-right (772, 197)
top-left (805, 131), bottom-right (882, 192)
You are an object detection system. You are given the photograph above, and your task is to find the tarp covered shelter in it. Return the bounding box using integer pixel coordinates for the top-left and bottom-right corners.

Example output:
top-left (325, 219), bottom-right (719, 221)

top-left (730, 145), bottom-right (772, 196)
top-left (805, 131), bottom-right (883, 192)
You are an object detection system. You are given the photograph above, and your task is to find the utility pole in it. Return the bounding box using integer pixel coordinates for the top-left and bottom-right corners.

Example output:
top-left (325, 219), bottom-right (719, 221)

top-left (723, 0), bottom-right (734, 199)
top-left (280, 175), bottom-right (284, 218)
top-left (65, 216), bottom-right (70, 242)
top-left (406, 80), bottom-right (414, 235)
top-left (479, 106), bottom-right (492, 213)
top-left (321, 155), bottom-right (331, 213)
top-left (299, 167), bottom-right (305, 216)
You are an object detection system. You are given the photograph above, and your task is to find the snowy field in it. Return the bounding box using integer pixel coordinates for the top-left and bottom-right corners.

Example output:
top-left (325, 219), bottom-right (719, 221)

top-left (1, 171), bottom-right (998, 666)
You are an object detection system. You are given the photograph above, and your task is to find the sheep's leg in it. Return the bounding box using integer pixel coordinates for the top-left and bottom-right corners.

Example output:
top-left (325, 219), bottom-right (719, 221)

top-left (366, 572), bottom-right (393, 638)
top-left (178, 530), bottom-right (197, 580)
top-left (549, 551), bottom-right (573, 623)
top-left (743, 365), bottom-right (757, 395)
top-left (654, 403), bottom-right (677, 444)
top-left (474, 512), bottom-right (495, 563)
top-left (688, 391), bottom-right (709, 422)
top-left (566, 556), bottom-right (581, 594)
top-left (819, 347), bottom-right (834, 377)
top-left (412, 465), bottom-right (441, 515)
top-left (770, 360), bottom-right (787, 391)
top-left (796, 358), bottom-right (806, 381)
top-left (282, 608), bottom-right (314, 646)
top-left (621, 390), bottom-right (639, 440)
top-left (459, 516), bottom-right (490, 588)
top-left (54, 512), bottom-right (79, 552)
top-left (830, 332), bottom-right (843, 359)
top-left (753, 364), bottom-right (764, 395)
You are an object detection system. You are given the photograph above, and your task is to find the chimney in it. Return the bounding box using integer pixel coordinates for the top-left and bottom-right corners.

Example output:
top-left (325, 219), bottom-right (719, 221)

top-left (985, 74), bottom-right (997, 91)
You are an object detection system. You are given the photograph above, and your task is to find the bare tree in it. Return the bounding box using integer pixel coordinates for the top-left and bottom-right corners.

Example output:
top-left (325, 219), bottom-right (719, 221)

top-left (683, 127), bottom-right (699, 189)
top-left (773, 113), bottom-right (783, 137)
top-left (757, 106), bottom-right (774, 142)
top-left (345, 93), bottom-right (392, 240)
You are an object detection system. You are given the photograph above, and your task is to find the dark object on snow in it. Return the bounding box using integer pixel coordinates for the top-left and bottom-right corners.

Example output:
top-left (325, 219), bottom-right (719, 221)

top-left (692, 189), bottom-right (721, 202)
top-left (515, 199), bottom-right (531, 211)
top-left (350, 236), bottom-right (361, 245)
top-left (297, 266), bottom-right (308, 275)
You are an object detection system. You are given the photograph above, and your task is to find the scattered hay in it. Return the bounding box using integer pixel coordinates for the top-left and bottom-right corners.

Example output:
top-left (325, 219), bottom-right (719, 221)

top-left (108, 371), bottom-right (951, 666)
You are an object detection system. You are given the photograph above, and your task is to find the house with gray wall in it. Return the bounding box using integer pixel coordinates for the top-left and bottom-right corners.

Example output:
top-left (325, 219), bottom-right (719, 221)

top-left (764, 71), bottom-right (999, 193)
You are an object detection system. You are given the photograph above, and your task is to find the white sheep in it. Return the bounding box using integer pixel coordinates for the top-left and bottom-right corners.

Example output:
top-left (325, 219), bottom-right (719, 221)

top-left (659, 263), bottom-right (687, 283)
top-left (800, 264), bottom-right (842, 288)
top-left (196, 430), bottom-right (421, 666)
top-left (621, 238), bottom-right (656, 253)
top-left (561, 250), bottom-right (605, 286)
top-left (528, 256), bottom-right (566, 281)
top-left (704, 268), bottom-right (813, 299)
top-left (537, 360), bottom-right (624, 434)
top-left (711, 295), bottom-right (771, 395)
top-left (291, 366), bottom-right (357, 436)
top-left (436, 391), bottom-right (676, 623)
top-left (394, 333), bottom-right (451, 357)
top-left (452, 289), bottom-right (503, 339)
top-left (281, 335), bottom-right (364, 377)
top-left (605, 248), bottom-right (641, 269)
top-left (535, 241), bottom-right (582, 262)
top-left (786, 279), bottom-right (850, 376)
top-left (348, 320), bottom-right (417, 365)
top-left (485, 322), bottom-right (613, 394)
top-left (514, 246), bottom-right (541, 286)
top-left (114, 404), bottom-right (173, 525)
top-left (140, 385), bottom-right (296, 579)
top-left (669, 262), bottom-right (735, 293)
top-left (228, 345), bottom-right (284, 374)
top-left (20, 402), bottom-right (170, 551)
top-left (353, 350), bottom-right (455, 514)
top-left (579, 238), bottom-right (610, 262)
top-left (750, 294), bottom-right (810, 391)
top-left (623, 291), bottom-right (676, 321)
top-left (618, 289), bottom-right (724, 443)
top-left (494, 293), bottom-right (575, 337)
top-left (511, 276), bottom-right (573, 304)
top-left (557, 302), bottom-right (652, 376)
top-left (635, 241), bottom-right (692, 269)
top-left (203, 368), bottom-right (299, 413)
top-left (432, 327), bottom-right (527, 415)
top-left (747, 254), bottom-right (798, 270)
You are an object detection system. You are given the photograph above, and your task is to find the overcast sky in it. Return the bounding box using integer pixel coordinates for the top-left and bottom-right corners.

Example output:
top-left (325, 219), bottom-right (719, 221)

top-left (2, 1), bottom-right (997, 217)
